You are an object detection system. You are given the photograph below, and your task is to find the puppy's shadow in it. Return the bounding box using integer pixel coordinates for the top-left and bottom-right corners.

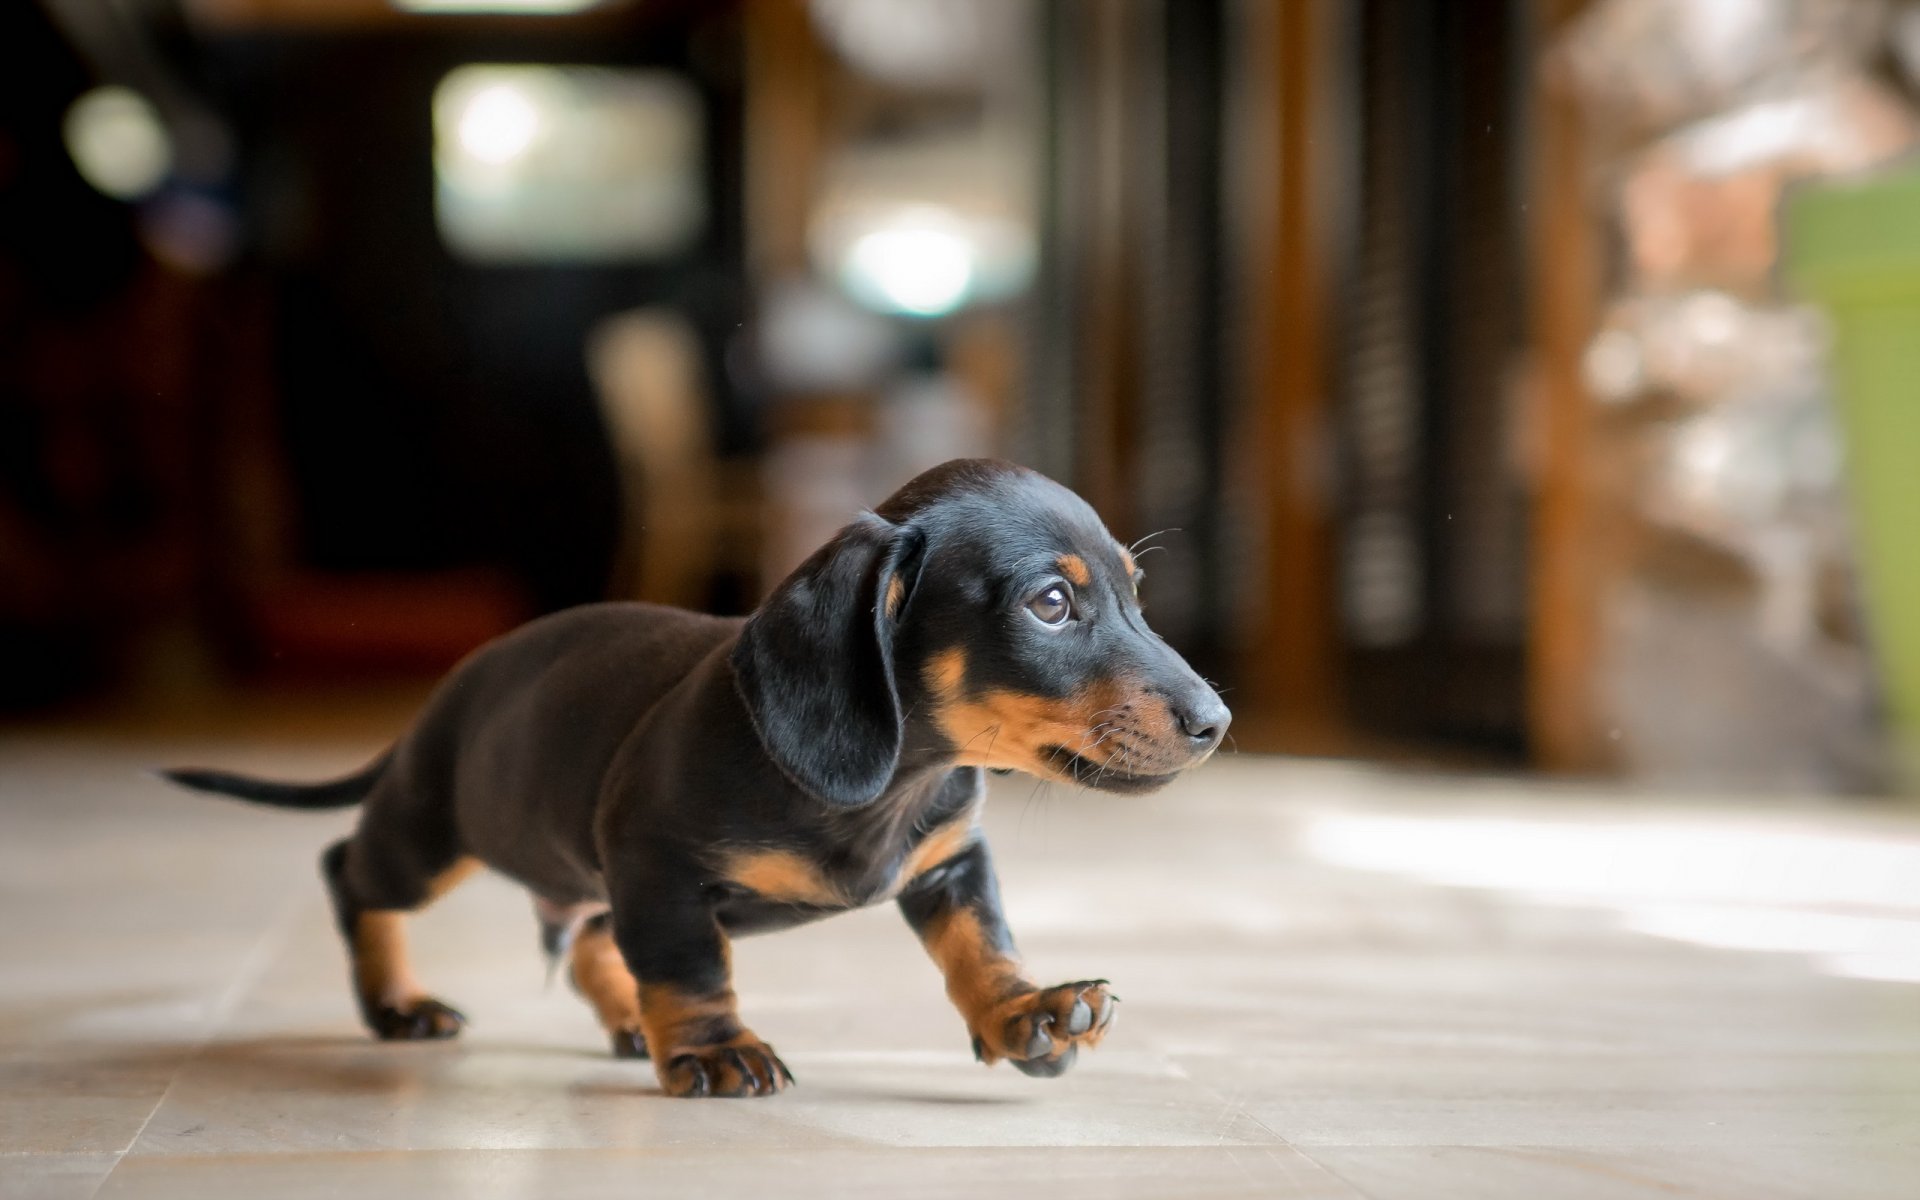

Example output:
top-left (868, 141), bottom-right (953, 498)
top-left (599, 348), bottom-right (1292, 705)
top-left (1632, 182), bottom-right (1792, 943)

top-left (83, 1035), bottom-right (1030, 1107)
top-left (852, 1091), bottom-right (1024, 1107)
top-left (85, 1033), bottom-right (631, 1097)
top-left (560, 1076), bottom-right (1021, 1105)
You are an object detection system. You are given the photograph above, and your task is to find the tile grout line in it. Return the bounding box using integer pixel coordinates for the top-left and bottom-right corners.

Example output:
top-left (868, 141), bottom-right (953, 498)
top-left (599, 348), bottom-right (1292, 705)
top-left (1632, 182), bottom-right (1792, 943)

top-left (1170, 1049), bottom-right (1380, 1197)
top-left (1165, 1048), bottom-right (1382, 1197)
top-left (85, 884), bottom-right (316, 1200)
top-left (1286, 1146), bottom-right (1391, 1200)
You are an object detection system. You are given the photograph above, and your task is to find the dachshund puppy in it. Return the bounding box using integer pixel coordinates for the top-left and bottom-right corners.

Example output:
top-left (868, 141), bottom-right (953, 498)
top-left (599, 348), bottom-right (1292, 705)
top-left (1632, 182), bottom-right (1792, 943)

top-left (166, 458), bottom-right (1230, 1098)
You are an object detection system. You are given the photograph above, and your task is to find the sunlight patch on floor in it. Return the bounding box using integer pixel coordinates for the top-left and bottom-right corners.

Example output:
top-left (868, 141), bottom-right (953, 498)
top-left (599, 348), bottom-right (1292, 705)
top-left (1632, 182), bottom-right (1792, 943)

top-left (1300, 811), bottom-right (1920, 983)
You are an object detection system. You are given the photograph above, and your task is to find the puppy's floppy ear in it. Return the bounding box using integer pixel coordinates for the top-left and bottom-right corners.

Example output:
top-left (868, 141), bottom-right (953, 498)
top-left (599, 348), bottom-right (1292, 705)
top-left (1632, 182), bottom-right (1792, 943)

top-left (732, 512), bottom-right (924, 807)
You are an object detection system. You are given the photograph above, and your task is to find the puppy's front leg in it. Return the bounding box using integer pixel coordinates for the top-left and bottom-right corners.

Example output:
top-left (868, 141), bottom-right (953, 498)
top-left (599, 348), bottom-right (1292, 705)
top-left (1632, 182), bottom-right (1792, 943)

top-left (898, 840), bottom-right (1115, 1077)
top-left (607, 874), bottom-right (792, 1098)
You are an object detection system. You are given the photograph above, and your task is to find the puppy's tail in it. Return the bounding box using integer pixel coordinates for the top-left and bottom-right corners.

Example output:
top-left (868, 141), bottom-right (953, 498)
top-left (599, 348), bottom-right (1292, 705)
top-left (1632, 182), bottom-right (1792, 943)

top-left (158, 749), bottom-right (392, 810)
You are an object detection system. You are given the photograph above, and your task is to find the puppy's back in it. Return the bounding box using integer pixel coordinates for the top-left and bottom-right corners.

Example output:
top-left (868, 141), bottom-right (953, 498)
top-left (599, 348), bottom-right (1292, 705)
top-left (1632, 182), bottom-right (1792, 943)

top-left (390, 603), bottom-right (744, 895)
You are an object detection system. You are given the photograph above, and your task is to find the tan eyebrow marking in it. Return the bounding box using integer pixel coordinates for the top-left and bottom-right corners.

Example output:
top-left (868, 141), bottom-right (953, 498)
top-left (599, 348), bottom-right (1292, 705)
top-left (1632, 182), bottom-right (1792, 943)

top-left (1057, 554), bottom-right (1092, 587)
top-left (1119, 548), bottom-right (1137, 577)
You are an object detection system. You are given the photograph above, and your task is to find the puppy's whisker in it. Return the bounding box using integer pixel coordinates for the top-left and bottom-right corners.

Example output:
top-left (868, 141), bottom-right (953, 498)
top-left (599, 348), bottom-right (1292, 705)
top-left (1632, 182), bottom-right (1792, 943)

top-left (1075, 722), bottom-right (1118, 754)
top-left (1040, 742), bottom-right (1086, 788)
top-left (959, 723), bottom-right (1002, 754)
top-left (1128, 527), bottom-right (1180, 553)
top-left (1076, 727), bottom-right (1124, 761)
top-left (1019, 780), bottom-right (1040, 837)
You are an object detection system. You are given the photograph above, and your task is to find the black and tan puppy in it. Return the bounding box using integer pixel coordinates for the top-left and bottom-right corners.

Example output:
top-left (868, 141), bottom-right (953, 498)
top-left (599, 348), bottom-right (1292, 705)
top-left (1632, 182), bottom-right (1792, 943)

top-left (166, 459), bottom-right (1229, 1098)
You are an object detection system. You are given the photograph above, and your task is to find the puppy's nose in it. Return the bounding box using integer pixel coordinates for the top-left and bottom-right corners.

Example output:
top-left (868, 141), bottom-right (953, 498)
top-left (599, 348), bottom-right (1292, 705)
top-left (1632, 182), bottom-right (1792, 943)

top-left (1174, 695), bottom-right (1231, 751)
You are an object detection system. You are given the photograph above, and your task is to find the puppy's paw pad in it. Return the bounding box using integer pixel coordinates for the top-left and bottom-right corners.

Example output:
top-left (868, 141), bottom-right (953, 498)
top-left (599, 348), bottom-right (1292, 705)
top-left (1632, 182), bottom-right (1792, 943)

top-left (1012, 1042), bottom-right (1079, 1078)
top-left (658, 1037), bottom-right (793, 1098)
top-left (981, 980), bottom-right (1115, 1076)
top-left (369, 997), bottom-right (466, 1040)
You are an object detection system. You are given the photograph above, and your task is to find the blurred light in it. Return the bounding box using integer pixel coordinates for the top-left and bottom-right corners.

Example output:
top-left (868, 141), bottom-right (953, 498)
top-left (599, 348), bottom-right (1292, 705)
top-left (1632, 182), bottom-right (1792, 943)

top-left (1344, 511), bottom-right (1421, 646)
top-left (809, 0), bottom-right (983, 87)
top-left (394, 0), bottom-right (603, 13)
top-left (434, 65), bottom-right (704, 263)
top-left (1302, 812), bottom-right (1920, 983)
top-left (809, 123), bottom-right (1037, 313)
top-left (1584, 328), bottom-right (1645, 403)
top-left (1680, 291), bottom-right (1741, 347)
top-left (759, 280), bottom-right (901, 393)
top-left (458, 84), bottom-right (540, 165)
top-left (840, 212), bottom-right (976, 317)
top-left (63, 87), bottom-right (171, 201)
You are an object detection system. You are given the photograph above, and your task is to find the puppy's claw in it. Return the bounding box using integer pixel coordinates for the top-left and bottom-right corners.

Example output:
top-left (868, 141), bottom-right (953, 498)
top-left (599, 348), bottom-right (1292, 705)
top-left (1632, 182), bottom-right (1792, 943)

top-left (665, 1054), bottom-right (711, 1098)
top-left (658, 1040), bottom-right (792, 1098)
top-left (974, 979), bottom-right (1113, 1078)
top-left (368, 997), bottom-right (466, 1041)
top-left (722, 1048), bottom-right (760, 1096)
top-left (611, 1030), bottom-right (650, 1060)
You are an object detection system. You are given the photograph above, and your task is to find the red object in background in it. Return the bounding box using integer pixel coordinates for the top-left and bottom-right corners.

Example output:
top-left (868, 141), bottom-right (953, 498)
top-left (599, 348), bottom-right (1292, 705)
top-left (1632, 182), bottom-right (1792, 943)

top-left (247, 570), bottom-right (530, 677)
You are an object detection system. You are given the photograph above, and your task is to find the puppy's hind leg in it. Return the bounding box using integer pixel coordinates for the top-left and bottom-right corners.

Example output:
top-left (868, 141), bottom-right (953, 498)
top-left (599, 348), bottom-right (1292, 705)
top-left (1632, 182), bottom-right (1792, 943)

top-left (530, 898), bottom-right (646, 1057)
top-left (321, 837), bottom-right (480, 1041)
top-left (565, 910), bottom-right (648, 1060)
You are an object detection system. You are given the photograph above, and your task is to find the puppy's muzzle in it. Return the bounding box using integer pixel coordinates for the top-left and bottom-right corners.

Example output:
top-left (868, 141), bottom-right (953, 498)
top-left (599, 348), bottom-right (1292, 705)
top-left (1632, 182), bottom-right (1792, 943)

top-left (1169, 690), bottom-right (1231, 762)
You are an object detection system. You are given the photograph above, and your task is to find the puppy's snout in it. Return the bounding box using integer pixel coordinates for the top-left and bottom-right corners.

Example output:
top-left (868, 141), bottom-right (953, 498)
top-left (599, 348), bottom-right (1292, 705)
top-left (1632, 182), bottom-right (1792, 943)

top-left (1173, 694), bottom-right (1231, 755)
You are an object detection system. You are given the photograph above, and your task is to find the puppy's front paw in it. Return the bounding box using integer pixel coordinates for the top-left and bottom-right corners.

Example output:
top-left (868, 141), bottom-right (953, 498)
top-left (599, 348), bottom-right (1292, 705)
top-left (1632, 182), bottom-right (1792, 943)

top-left (972, 979), bottom-right (1115, 1077)
top-left (657, 1034), bottom-right (794, 1098)
top-left (366, 996), bottom-right (466, 1040)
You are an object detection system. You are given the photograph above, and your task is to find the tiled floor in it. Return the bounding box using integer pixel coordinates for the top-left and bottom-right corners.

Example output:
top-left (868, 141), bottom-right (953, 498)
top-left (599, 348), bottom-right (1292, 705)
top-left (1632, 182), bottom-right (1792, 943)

top-left (2, 735), bottom-right (1916, 1198)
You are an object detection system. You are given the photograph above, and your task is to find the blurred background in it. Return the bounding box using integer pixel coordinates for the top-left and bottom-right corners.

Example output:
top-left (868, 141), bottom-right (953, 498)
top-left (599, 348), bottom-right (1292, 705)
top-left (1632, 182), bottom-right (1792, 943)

top-left (6, 0), bottom-right (1920, 795)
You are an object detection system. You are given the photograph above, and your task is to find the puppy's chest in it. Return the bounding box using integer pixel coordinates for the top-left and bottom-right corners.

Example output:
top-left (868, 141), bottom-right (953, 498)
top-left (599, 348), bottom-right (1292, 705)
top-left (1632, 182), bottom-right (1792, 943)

top-left (716, 811), bottom-right (977, 916)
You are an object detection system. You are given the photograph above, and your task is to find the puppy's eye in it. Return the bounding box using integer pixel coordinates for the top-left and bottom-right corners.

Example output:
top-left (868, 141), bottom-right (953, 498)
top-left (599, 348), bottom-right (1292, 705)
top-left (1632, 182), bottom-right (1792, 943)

top-left (1027, 585), bottom-right (1073, 626)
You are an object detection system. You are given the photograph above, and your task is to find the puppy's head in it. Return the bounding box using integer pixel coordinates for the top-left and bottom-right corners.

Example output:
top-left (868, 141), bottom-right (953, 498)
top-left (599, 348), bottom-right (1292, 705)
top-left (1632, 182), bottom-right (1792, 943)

top-left (883, 460), bottom-right (1229, 794)
top-left (733, 459), bottom-right (1229, 806)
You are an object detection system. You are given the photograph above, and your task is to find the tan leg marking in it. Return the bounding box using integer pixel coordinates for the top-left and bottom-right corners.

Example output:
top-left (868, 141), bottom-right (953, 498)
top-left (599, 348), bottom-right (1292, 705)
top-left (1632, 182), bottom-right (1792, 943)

top-left (922, 907), bottom-right (1032, 1053)
top-left (352, 857), bottom-right (479, 1012)
top-left (353, 910), bottom-right (424, 1009)
top-left (921, 907), bottom-right (1116, 1072)
top-left (638, 982), bottom-right (744, 1059)
top-left (638, 977), bottom-right (792, 1097)
top-left (423, 855), bottom-right (482, 902)
top-left (570, 920), bottom-right (643, 1035)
